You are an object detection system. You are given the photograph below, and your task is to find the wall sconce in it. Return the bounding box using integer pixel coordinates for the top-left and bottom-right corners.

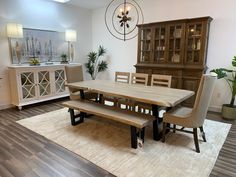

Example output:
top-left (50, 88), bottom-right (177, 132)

top-left (65, 29), bottom-right (77, 62)
top-left (105, 0), bottom-right (144, 41)
top-left (6, 23), bottom-right (23, 64)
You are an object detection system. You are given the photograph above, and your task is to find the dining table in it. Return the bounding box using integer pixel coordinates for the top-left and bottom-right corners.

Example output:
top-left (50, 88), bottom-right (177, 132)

top-left (66, 80), bottom-right (195, 140)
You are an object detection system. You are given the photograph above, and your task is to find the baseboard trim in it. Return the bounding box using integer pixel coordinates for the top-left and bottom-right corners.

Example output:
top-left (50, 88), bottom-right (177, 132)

top-left (0, 104), bottom-right (14, 110)
top-left (208, 106), bottom-right (221, 113)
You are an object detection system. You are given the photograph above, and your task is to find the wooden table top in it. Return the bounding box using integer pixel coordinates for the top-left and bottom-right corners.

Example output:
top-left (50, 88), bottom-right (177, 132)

top-left (67, 80), bottom-right (195, 107)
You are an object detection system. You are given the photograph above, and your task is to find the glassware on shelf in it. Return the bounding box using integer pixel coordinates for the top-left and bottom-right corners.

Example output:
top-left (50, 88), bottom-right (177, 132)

top-left (173, 29), bottom-right (182, 38)
top-left (171, 54), bottom-right (180, 63)
top-left (197, 39), bottom-right (201, 50)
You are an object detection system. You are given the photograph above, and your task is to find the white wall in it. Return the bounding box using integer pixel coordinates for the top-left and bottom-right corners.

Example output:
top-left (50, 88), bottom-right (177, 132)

top-left (92, 0), bottom-right (236, 111)
top-left (0, 0), bottom-right (92, 109)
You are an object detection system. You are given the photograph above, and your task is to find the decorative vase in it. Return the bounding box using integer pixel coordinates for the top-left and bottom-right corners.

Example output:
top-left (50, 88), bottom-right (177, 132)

top-left (222, 104), bottom-right (236, 120)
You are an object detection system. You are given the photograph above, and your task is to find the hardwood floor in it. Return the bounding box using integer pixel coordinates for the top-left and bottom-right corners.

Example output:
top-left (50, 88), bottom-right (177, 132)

top-left (0, 98), bottom-right (114, 177)
top-left (0, 99), bottom-right (235, 177)
top-left (208, 112), bottom-right (236, 177)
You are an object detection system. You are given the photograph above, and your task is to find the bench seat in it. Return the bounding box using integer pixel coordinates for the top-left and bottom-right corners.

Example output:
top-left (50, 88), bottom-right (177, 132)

top-left (62, 100), bottom-right (155, 148)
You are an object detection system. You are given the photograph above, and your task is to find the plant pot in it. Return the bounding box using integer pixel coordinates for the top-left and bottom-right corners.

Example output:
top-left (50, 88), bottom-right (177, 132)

top-left (222, 104), bottom-right (236, 120)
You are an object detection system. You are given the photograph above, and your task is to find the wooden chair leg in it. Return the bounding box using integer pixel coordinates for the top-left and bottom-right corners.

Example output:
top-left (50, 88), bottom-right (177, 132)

top-left (141, 127), bottom-right (145, 143)
top-left (162, 122), bottom-right (167, 143)
top-left (199, 126), bottom-right (206, 142)
top-left (193, 128), bottom-right (200, 153)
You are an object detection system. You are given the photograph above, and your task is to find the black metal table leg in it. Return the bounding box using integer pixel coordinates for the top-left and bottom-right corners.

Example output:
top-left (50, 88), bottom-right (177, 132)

top-left (99, 94), bottom-right (103, 104)
top-left (80, 89), bottom-right (85, 99)
top-left (152, 104), bottom-right (161, 140)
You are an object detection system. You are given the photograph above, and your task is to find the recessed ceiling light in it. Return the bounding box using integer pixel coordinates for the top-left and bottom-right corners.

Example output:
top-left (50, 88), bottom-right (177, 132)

top-left (53, 0), bottom-right (70, 3)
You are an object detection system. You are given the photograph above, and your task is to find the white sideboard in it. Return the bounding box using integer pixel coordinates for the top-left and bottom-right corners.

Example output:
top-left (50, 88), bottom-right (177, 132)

top-left (8, 63), bottom-right (74, 110)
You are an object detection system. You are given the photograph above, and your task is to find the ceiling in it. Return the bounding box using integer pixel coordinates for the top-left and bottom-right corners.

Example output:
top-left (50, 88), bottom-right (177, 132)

top-left (67, 0), bottom-right (111, 9)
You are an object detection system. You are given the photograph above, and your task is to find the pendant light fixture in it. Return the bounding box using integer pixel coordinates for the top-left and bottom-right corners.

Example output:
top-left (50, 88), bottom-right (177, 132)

top-left (105, 0), bottom-right (144, 41)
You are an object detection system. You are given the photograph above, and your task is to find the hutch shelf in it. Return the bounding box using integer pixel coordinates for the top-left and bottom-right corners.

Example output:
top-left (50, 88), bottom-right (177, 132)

top-left (135, 16), bottom-right (212, 106)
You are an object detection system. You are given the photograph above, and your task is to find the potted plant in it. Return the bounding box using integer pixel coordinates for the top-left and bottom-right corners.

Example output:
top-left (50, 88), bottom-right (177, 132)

top-left (60, 53), bottom-right (69, 64)
top-left (85, 46), bottom-right (108, 80)
top-left (211, 56), bottom-right (236, 119)
top-left (29, 57), bottom-right (40, 66)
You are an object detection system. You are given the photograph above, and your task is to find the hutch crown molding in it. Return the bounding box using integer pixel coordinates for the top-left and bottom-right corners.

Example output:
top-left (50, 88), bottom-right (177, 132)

top-left (135, 16), bottom-right (212, 106)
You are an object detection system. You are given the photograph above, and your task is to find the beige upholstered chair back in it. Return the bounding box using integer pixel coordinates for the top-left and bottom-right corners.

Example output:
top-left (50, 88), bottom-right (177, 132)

top-left (115, 72), bottom-right (130, 83)
top-left (65, 65), bottom-right (84, 99)
top-left (65, 65), bottom-right (84, 83)
top-left (151, 74), bottom-right (172, 87)
top-left (190, 74), bottom-right (217, 127)
top-left (131, 73), bottom-right (148, 85)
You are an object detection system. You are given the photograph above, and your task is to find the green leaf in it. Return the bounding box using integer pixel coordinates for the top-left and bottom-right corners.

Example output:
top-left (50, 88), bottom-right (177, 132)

top-left (210, 68), bottom-right (227, 79)
top-left (85, 62), bottom-right (94, 77)
top-left (97, 61), bottom-right (108, 72)
top-left (98, 46), bottom-right (106, 57)
top-left (232, 56), bottom-right (236, 67)
top-left (87, 52), bottom-right (97, 63)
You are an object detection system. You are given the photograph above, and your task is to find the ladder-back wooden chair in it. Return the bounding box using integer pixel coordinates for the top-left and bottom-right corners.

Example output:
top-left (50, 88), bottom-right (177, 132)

top-left (138, 74), bottom-right (172, 114)
top-left (131, 73), bottom-right (148, 85)
top-left (118, 73), bottom-right (148, 111)
top-left (103, 72), bottom-right (130, 106)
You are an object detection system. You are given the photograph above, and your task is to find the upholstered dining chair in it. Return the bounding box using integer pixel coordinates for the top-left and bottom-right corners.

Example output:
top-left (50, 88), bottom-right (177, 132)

top-left (162, 74), bottom-right (217, 153)
top-left (103, 71), bottom-right (130, 107)
top-left (65, 64), bottom-right (97, 101)
top-left (137, 74), bottom-right (172, 114)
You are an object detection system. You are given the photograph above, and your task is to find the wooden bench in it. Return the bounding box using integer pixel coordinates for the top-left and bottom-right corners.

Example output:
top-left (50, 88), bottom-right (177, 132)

top-left (62, 100), bottom-right (155, 149)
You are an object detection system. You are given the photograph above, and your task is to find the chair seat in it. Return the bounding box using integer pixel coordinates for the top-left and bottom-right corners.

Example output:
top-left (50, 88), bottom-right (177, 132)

top-left (163, 107), bottom-right (194, 127)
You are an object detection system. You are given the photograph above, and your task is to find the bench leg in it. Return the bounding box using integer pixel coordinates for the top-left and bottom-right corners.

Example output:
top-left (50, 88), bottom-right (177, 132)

top-left (130, 126), bottom-right (137, 149)
top-left (69, 108), bottom-right (84, 126)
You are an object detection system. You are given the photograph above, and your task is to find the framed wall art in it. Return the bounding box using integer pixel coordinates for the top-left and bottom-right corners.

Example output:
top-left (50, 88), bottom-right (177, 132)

top-left (9, 28), bottom-right (68, 64)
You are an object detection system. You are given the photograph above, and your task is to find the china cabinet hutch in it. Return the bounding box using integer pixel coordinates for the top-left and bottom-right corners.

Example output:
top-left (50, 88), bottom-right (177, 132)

top-left (135, 16), bottom-right (212, 106)
top-left (8, 64), bottom-right (70, 110)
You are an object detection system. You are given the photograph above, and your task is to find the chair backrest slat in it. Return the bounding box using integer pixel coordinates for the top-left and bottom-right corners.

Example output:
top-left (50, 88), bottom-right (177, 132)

top-left (131, 73), bottom-right (148, 86)
top-left (151, 74), bottom-right (172, 87)
top-left (115, 72), bottom-right (130, 83)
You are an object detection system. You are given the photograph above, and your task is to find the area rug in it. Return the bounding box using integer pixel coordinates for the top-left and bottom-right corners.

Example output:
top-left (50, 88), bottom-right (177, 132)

top-left (17, 108), bottom-right (231, 177)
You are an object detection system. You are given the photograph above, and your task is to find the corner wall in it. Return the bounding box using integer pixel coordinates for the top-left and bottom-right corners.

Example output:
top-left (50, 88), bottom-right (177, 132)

top-left (0, 0), bottom-right (93, 109)
top-left (92, 0), bottom-right (236, 111)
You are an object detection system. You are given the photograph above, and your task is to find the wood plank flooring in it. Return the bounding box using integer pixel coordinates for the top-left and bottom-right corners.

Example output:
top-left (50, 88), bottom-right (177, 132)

top-left (0, 98), bottom-right (114, 177)
top-left (0, 98), bottom-right (235, 177)
top-left (208, 112), bottom-right (236, 177)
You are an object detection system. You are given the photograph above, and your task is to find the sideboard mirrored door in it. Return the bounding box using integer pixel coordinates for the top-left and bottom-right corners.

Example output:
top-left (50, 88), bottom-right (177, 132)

top-left (54, 69), bottom-right (66, 94)
top-left (37, 70), bottom-right (52, 98)
top-left (19, 71), bottom-right (37, 101)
